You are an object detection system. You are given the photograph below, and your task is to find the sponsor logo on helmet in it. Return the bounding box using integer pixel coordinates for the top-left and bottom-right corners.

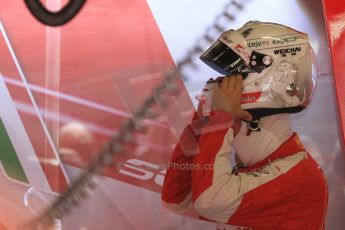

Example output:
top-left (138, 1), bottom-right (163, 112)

top-left (241, 92), bottom-right (262, 104)
top-left (235, 44), bottom-right (250, 59)
top-left (272, 35), bottom-right (302, 45)
top-left (274, 46), bottom-right (301, 57)
top-left (248, 40), bottom-right (270, 48)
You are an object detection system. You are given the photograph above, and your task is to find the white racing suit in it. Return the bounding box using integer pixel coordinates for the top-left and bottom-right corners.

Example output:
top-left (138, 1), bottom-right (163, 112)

top-left (162, 110), bottom-right (328, 230)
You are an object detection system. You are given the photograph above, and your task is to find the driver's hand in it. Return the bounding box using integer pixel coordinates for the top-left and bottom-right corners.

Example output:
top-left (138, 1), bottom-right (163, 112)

top-left (211, 74), bottom-right (252, 122)
top-left (196, 101), bottom-right (203, 118)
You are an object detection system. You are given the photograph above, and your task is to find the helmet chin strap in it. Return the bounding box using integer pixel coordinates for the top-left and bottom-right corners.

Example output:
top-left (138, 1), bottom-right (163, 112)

top-left (244, 108), bottom-right (300, 136)
top-left (246, 119), bottom-right (261, 136)
top-left (245, 107), bottom-right (305, 121)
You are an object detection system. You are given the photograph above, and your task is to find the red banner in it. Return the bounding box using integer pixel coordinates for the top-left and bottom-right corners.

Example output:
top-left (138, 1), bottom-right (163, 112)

top-left (322, 0), bottom-right (345, 147)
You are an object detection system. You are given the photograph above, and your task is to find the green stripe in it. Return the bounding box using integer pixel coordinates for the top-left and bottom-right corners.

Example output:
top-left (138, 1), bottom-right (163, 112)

top-left (0, 118), bottom-right (28, 183)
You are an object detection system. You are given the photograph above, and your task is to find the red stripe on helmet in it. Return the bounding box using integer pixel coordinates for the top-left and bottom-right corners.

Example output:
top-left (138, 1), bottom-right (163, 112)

top-left (241, 92), bottom-right (262, 104)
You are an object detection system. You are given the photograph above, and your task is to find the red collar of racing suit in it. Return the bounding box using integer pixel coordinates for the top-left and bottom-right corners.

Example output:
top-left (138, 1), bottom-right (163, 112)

top-left (238, 132), bottom-right (305, 173)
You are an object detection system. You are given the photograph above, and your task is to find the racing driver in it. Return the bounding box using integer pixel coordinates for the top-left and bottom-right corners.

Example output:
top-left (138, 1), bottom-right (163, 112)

top-left (161, 21), bottom-right (328, 230)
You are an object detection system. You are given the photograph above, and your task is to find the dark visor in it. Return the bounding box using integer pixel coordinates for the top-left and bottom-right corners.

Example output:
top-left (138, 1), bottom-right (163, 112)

top-left (200, 41), bottom-right (245, 75)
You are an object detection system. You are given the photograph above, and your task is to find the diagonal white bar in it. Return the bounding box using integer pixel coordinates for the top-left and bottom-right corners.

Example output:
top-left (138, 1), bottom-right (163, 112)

top-left (0, 74), bottom-right (51, 190)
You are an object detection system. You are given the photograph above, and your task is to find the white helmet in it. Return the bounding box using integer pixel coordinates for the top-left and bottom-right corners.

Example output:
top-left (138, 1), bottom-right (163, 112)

top-left (200, 21), bottom-right (317, 120)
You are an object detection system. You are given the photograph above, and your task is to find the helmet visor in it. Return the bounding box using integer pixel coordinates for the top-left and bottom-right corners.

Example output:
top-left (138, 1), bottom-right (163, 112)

top-left (200, 41), bottom-right (246, 75)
